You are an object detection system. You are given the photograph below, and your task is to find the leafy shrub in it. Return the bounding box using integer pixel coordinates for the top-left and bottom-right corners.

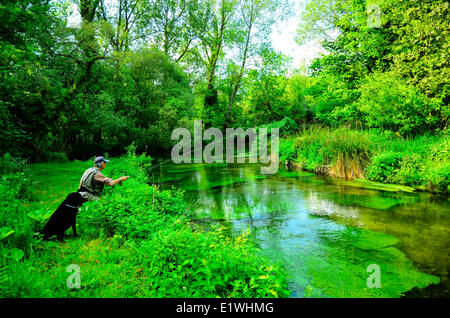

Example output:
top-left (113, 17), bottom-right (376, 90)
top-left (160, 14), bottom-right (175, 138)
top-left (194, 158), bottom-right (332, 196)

top-left (293, 134), bottom-right (325, 171)
top-left (0, 153), bottom-right (35, 260)
top-left (429, 134), bottom-right (450, 163)
top-left (79, 151), bottom-right (289, 297)
top-left (365, 152), bottom-right (404, 183)
top-left (0, 101), bottom-right (30, 157)
top-left (134, 225), bottom-right (288, 297)
top-left (428, 164), bottom-right (450, 194)
top-left (86, 183), bottom-right (189, 239)
top-left (0, 153), bottom-right (32, 200)
top-left (279, 139), bottom-right (296, 163)
top-left (105, 145), bottom-right (153, 185)
top-left (263, 117), bottom-right (298, 138)
top-left (392, 154), bottom-right (426, 186)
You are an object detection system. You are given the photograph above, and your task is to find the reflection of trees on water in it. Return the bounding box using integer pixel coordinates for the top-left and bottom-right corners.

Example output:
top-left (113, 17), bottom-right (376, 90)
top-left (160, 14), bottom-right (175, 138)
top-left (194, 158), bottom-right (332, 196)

top-left (163, 163), bottom-right (450, 297)
top-left (189, 169), bottom-right (302, 253)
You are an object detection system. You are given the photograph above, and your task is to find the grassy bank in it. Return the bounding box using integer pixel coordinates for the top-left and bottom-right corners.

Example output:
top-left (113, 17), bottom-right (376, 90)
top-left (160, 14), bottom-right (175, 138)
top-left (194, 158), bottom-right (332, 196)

top-left (0, 151), bottom-right (289, 297)
top-left (279, 126), bottom-right (449, 194)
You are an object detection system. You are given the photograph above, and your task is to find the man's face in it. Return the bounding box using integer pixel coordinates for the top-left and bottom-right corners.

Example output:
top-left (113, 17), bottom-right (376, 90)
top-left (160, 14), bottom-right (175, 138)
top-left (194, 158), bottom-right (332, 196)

top-left (101, 162), bottom-right (106, 169)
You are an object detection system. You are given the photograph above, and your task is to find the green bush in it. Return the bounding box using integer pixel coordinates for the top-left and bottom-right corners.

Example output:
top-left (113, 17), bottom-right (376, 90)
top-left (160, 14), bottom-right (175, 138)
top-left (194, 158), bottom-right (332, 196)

top-left (294, 134), bottom-right (326, 171)
top-left (429, 134), bottom-right (450, 163)
top-left (392, 154), bottom-right (426, 186)
top-left (134, 225), bottom-right (288, 297)
top-left (357, 72), bottom-right (441, 137)
top-left (428, 164), bottom-right (450, 194)
top-left (279, 139), bottom-right (296, 163)
top-left (0, 153), bottom-right (36, 261)
top-left (78, 151), bottom-right (289, 297)
top-left (264, 117), bottom-right (298, 138)
top-left (365, 152), bottom-right (404, 183)
top-left (0, 153), bottom-right (32, 200)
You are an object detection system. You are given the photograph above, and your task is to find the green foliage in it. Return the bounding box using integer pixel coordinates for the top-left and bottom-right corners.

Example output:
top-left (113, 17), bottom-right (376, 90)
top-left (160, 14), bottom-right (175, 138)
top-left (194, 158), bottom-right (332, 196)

top-left (281, 126), bottom-right (449, 193)
top-left (357, 72), bottom-right (442, 136)
top-left (290, 126), bottom-right (373, 178)
top-left (241, 49), bottom-right (291, 127)
top-left (0, 154), bottom-right (35, 260)
top-left (0, 154), bottom-right (33, 203)
top-left (133, 225), bottom-right (288, 297)
top-left (0, 155), bottom-right (289, 298)
top-left (262, 117), bottom-right (298, 138)
top-left (364, 132), bottom-right (449, 190)
top-left (393, 154), bottom-right (426, 186)
top-left (279, 139), bottom-right (296, 163)
top-left (428, 164), bottom-right (450, 194)
top-left (289, 0), bottom-right (448, 135)
top-left (365, 152), bottom-right (404, 183)
top-left (2, 10), bottom-right (195, 160)
top-left (389, 0), bottom-right (449, 104)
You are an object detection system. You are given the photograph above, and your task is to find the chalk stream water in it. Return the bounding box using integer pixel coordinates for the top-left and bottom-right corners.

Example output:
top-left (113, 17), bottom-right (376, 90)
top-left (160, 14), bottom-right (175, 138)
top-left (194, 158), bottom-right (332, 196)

top-left (156, 163), bottom-right (449, 298)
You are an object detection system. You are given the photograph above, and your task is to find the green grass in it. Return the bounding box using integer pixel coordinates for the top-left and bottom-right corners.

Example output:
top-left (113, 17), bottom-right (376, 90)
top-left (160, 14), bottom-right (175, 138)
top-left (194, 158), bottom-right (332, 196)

top-left (0, 155), bottom-right (289, 298)
top-left (27, 160), bottom-right (88, 211)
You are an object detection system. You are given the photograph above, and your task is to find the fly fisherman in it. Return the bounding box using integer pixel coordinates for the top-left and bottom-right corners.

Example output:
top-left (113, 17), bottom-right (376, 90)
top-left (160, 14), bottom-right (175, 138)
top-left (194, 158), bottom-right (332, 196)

top-left (78, 156), bottom-right (130, 201)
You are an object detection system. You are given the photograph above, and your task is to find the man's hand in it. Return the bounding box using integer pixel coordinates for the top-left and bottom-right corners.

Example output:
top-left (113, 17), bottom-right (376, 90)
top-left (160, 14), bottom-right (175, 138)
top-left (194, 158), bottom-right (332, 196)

top-left (111, 176), bottom-right (131, 187)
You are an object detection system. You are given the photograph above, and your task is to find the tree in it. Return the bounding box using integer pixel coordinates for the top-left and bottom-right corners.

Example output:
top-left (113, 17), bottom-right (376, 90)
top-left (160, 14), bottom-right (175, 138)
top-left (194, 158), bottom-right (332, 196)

top-left (224, 0), bottom-right (289, 126)
top-left (192, 0), bottom-right (237, 128)
top-left (0, 0), bottom-right (59, 157)
top-left (298, 0), bottom-right (394, 87)
top-left (357, 71), bottom-right (442, 136)
top-left (297, 0), bottom-right (448, 130)
top-left (98, 0), bottom-right (144, 52)
top-left (242, 49), bottom-right (290, 126)
top-left (136, 0), bottom-right (201, 62)
top-left (389, 0), bottom-right (449, 106)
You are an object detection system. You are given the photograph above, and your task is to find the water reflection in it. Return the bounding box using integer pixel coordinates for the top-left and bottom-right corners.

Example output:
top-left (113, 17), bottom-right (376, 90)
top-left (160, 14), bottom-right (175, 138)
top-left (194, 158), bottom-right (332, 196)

top-left (158, 163), bottom-right (449, 297)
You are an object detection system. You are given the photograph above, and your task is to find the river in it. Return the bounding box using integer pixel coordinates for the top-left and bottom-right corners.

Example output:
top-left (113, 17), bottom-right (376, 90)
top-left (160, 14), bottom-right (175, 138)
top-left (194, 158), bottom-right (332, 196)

top-left (156, 163), bottom-right (449, 298)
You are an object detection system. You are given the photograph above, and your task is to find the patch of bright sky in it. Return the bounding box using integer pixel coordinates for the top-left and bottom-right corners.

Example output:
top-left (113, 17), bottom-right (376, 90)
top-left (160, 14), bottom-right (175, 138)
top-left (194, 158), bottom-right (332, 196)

top-left (271, 0), bottom-right (326, 71)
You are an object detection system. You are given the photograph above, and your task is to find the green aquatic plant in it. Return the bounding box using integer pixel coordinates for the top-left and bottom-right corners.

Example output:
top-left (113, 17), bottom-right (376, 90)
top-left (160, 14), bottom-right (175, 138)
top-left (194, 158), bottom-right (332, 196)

top-left (278, 170), bottom-right (315, 179)
top-left (305, 227), bottom-right (440, 298)
top-left (166, 162), bottom-right (446, 297)
top-left (343, 179), bottom-right (416, 193)
top-left (166, 163), bottom-right (229, 174)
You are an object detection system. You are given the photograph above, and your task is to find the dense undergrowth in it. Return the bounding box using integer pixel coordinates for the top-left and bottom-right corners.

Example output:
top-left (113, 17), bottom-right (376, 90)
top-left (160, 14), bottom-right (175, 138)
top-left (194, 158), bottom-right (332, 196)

top-left (279, 125), bottom-right (449, 194)
top-left (0, 150), bottom-right (289, 297)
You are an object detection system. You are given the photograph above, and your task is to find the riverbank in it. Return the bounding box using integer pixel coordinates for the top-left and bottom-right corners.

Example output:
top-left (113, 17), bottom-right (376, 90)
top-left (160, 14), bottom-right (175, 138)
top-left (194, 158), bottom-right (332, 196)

top-left (0, 152), bottom-right (288, 297)
top-left (279, 126), bottom-right (449, 194)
